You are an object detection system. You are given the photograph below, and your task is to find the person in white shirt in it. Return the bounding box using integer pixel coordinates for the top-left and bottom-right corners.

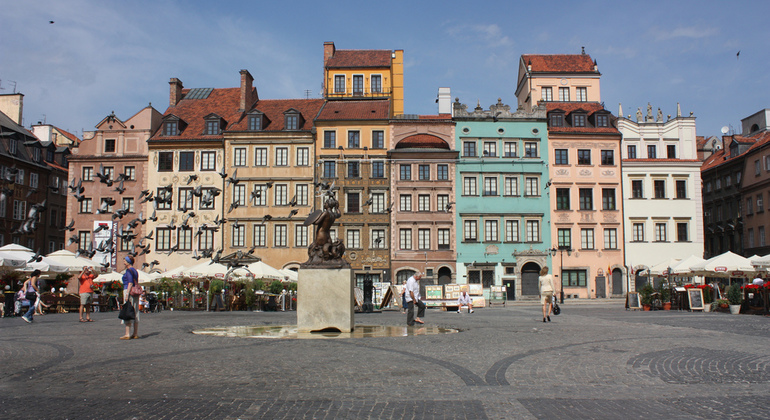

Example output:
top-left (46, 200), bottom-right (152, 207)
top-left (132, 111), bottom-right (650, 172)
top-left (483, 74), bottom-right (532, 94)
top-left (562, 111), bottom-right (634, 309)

top-left (752, 276), bottom-right (764, 286)
top-left (457, 290), bottom-right (474, 313)
top-left (405, 273), bottom-right (425, 326)
top-left (539, 266), bottom-right (555, 323)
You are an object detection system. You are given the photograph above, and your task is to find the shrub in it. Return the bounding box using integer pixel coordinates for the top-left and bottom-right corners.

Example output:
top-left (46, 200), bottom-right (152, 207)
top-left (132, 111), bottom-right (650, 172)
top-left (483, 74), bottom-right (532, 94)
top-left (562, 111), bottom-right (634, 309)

top-left (209, 279), bottom-right (224, 295)
top-left (726, 285), bottom-right (743, 305)
top-left (639, 283), bottom-right (654, 305)
top-left (269, 280), bottom-right (283, 294)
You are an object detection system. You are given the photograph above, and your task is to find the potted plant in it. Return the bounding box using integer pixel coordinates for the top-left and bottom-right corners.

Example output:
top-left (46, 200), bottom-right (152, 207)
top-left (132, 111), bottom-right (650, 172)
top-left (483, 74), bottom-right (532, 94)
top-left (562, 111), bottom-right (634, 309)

top-left (639, 283), bottom-right (654, 311)
top-left (726, 284), bottom-right (743, 314)
top-left (658, 285), bottom-right (672, 310)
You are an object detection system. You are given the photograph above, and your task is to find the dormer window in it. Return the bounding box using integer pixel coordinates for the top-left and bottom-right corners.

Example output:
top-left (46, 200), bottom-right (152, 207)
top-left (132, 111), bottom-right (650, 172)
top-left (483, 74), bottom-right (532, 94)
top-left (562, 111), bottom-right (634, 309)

top-left (47, 149), bottom-right (54, 162)
top-left (9, 139), bottom-right (17, 155)
top-left (549, 113), bottom-right (564, 127)
top-left (572, 113), bottom-right (586, 127)
top-left (284, 109), bottom-right (303, 131)
top-left (163, 121), bottom-right (178, 136)
top-left (206, 120), bottom-right (219, 135)
top-left (32, 148), bottom-right (41, 162)
top-left (249, 114), bottom-right (262, 131)
top-left (595, 114), bottom-right (609, 127)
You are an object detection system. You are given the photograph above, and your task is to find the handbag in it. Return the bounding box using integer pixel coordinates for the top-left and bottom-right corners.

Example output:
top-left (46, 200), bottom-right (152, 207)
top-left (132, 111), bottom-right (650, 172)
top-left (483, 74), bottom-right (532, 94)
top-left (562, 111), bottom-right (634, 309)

top-left (130, 284), bottom-right (143, 297)
top-left (118, 300), bottom-right (136, 321)
top-left (552, 302), bottom-right (561, 315)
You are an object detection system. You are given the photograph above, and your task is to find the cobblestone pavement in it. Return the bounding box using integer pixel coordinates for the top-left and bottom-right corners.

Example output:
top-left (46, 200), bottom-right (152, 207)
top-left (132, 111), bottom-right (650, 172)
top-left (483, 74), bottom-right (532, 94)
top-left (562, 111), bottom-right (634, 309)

top-left (1, 303), bottom-right (769, 419)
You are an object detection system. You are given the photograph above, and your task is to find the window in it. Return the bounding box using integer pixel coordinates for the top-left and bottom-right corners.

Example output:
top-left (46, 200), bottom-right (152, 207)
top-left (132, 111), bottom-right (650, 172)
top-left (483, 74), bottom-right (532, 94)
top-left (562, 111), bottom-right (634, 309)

top-left (758, 194), bottom-right (765, 213)
top-left (399, 229), bottom-right (412, 250)
top-left (573, 114), bottom-right (586, 127)
top-left (601, 150), bottom-right (614, 165)
top-left (348, 131), bottom-right (360, 148)
top-left (654, 180), bottom-right (666, 199)
top-left (201, 151), bottom-right (216, 171)
top-left (295, 184), bottom-right (308, 206)
top-left (342, 229), bottom-right (360, 249)
top-left (400, 164), bottom-right (411, 180)
top-left (232, 184), bottom-right (246, 207)
top-left (371, 75), bottom-right (382, 93)
top-left (124, 166), bottom-right (136, 181)
top-left (506, 220), bottom-right (520, 242)
top-left (346, 192), bottom-right (360, 213)
top-left (274, 184), bottom-right (287, 206)
top-left (524, 142), bottom-right (538, 158)
top-left (419, 164), bottom-right (430, 180)
top-left (483, 141), bottom-right (497, 157)
top-left (179, 188), bottom-right (194, 210)
top-left (156, 187), bottom-right (172, 210)
top-left (199, 228), bottom-right (214, 251)
top-left (346, 161), bottom-right (362, 178)
top-left (296, 147), bottom-right (309, 166)
top-left (558, 228), bottom-right (571, 247)
top-left (438, 229), bottom-right (450, 249)
top-left (437, 194), bottom-right (449, 212)
top-left (100, 197), bottom-right (114, 213)
top-left (556, 188), bottom-right (570, 210)
top-left (484, 177), bottom-right (498, 196)
top-left (485, 220), bottom-right (498, 242)
top-left (50, 210), bottom-right (57, 227)
top-left (82, 167), bottom-right (94, 181)
top-left (437, 164), bottom-right (448, 180)
top-left (596, 114), bottom-right (609, 127)
top-left (504, 142), bottom-right (518, 158)
top-left (647, 145), bottom-right (657, 159)
top-left (563, 270), bottom-right (587, 287)
top-left (372, 130), bottom-right (384, 149)
top-left (370, 193), bottom-right (385, 213)
top-left (604, 228), bottom-right (618, 249)
top-left (418, 229), bottom-right (431, 250)
top-left (12, 200), bottom-right (26, 220)
top-left (526, 220), bottom-right (540, 242)
top-left (206, 119), bottom-right (220, 135)
top-left (580, 228), bottom-right (594, 249)
top-left (79, 198), bottom-right (92, 213)
top-left (248, 114), bottom-right (262, 131)
top-left (399, 194), bottom-right (412, 212)
top-left (122, 197), bottom-right (135, 213)
top-left (230, 148), bottom-right (246, 167)
top-left (200, 188), bottom-right (217, 209)
top-left (371, 161), bottom-right (384, 178)
top-left (275, 147), bottom-right (288, 166)
top-left (156, 228), bottom-right (172, 251)
top-left (667, 145), bottom-right (676, 159)
top-left (525, 177), bottom-right (539, 196)
top-left (418, 195), bottom-right (430, 212)
top-left (158, 152), bottom-right (173, 172)
top-left (323, 131), bottom-right (336, 149)
top-left (550, 114), bottom-right (564, 127)
top-left (464, 220), bottom-right (478, 241)
top-left (323, 161), bottom-right (336, 178)
top-left (627, 145), bottom-right (637, 159)
top-left (541, 87), bottom-right (552, 101)
top-left (334, 75), bottom-right (345, 93)
top-left (163, 121), bottom-right (178, 136)
top-left (104, 139), bottom-right (116, 153)
top-left (371, 229), bottom-right (386, 249)
top-left (274, 225), bottom-right (287, 247)
top-left (558, 87), bottom-right (570, 101)
top-left (78, 231), bottom-right (92, 250)
top-left (602, 188), bottom-right (616, 210)
top-left (655, 223), bottom-right (667, 242)
top-left (576, 87), bottom-right (587, 101)
top-left (725, 175), bottom-right (731, 186)
top-left (253, 225), bottom-right (266, 247)
top-left (352, 75), bottom-right (363, 95)
top-left (577, 149), bottom-right (591, 165)
top-left (504, 177), bottom-right (519, 196)
top-left (103, 167), bottom-right (114, 181)
top-left (677, 223), bottom-right (688, 242)
top-left (178, 227), bottom-right (192, 251)
top-left (9, 139), bottom-right (17, 155)
top-left (554, 149), bottom-right (568, 165)
top-left (178, 151), bottom-right (194, 171)
top-left (760, 226), bottom-right (766, 247)
top-left (30, 173), bottom-right (38, 189)
top-left (749, 229), bottom-right (755, 248)
top-left (632, 180), bottom-right (643, 198)
top-left (676, 180), bottom-right (687, 199)
top-left (463, 141), bottom-right (477, 157)
top-left (633, 223), bottom-right (644, 242)
top-left (463, 177), bottom-right (477, 195)
top-left (232, 224), bottom-right (245, 247)
top-left (579, 188), bottom-right (593, 210)
top-left (285, 114), bottom-right (298, 130)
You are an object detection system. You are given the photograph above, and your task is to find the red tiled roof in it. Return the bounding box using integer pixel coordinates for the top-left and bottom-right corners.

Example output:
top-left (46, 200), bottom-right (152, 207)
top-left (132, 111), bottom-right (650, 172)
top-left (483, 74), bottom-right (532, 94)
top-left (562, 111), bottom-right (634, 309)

top-left (316, 100), bottom-right (390, 121)
top-left (623, 158), bottom-right (702, 163)
top-left (54, 126), bottom-right (80, 144)
top-left (744, 131), bottom-right (770, 153)
top-left (47, 161), bottom-right (68, 172)
top-left (229, 99), bottom-right (324, 131)
top-left (522, 54), bottom-right (597, 73)
top-left (549, 126), bottom-right (619, 134)
top-left (418, 115), bottom-right (452, 120)
top-left (700, 148), bottom-right (729, 171)
top-left (152, 87), bottom-right (245, 140)
top-left (395, 134), bottom-right (450, 150)
top-left (326, 50), bottom-right (392, 68)
top-left (546, 102), bottom-right (619, 134)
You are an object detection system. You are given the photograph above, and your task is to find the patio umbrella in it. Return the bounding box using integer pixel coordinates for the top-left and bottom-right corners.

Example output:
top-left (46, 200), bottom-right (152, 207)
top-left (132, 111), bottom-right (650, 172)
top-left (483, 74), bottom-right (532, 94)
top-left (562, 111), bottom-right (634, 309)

top-left (44, 250), bottom-right (99, 272)
top-left (689, 251), bottom-right (756, 278)
top-left (184, 261), bottom-right (233, 279)
top-left (750, 253), bottom-right (770, 268)
top-left (245, 261), bottom-right (284, 280)
top-left (95, 270), bottom-right (160, 286)
top-left (0, 244), bottom-right (69, 273)
top-left (670, 255), bottom-right (707, 275)
top-left (159, 265), bottom-right (187, 279)
top-left (279, 268), bottom-right (298, 282)
top-left (647, 258), bottom-right (682, 276)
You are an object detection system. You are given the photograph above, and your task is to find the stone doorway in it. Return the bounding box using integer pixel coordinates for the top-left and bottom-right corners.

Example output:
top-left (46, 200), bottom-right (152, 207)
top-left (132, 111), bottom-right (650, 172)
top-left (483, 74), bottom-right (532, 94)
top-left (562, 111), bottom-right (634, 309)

top-left (520, 262), bottom-right (541, 296)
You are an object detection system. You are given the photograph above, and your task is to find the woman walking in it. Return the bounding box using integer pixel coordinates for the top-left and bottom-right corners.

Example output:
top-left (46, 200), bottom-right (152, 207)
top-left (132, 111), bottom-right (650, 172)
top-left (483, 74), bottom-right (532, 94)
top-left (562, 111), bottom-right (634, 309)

top-left (120, 256), bottom-right (140, 339)
top-left (539, 266), bottom-right (555, 323)
top-left (21, 270), bottom-right (41, 323)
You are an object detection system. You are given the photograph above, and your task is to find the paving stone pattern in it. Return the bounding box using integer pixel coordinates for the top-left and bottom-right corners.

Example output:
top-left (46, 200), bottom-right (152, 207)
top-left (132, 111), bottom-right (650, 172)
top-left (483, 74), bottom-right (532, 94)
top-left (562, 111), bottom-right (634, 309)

top-left (1, 303), bottom-right (769, 419)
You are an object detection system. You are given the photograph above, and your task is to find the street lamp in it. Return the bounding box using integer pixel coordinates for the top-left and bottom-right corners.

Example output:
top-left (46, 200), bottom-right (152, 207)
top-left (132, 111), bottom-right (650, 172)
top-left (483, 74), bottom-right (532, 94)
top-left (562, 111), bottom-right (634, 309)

top-left (550, 245), bottom-right (573, 304)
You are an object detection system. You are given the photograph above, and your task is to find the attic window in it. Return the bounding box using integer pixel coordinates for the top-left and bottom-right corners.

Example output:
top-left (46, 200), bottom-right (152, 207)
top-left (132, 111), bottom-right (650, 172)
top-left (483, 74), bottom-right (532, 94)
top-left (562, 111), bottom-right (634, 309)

top-left (205, 119), bottom-right (220, 135)
top-left (596, 114), bottom-right (609, 127)
top-left (249, 114), bottom-right (262, 131)
top-left (163, 121), bottom-right (178, 136)
top-left (284, 110), bottom-right (302, 131)
top-left (9, 139), bottom-right (17, 154)
top-left (573, 113), bottom-right (586, 127)
top-left (550, 114), bottom-right (564, 127)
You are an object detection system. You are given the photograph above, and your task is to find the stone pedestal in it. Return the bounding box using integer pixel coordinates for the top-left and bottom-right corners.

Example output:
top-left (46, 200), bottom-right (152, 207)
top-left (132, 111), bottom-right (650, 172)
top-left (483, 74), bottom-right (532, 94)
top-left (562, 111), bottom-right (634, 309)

top-left (297, 268), bottom-right (354, 333)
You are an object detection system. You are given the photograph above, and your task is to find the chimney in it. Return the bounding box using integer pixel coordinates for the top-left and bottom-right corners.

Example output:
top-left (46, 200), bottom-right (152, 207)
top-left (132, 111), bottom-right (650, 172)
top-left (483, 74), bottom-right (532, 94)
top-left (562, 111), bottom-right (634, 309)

top-left (323, 41), bottom-right (336, 68)
top-left (239, 69), bottom-right (255, 111)
top-left (0, 93), bottom-right (24, 125)
top-left (437, 87), bottom-right (451, 115)
top-left (169, 78), bottom-right (183, 107)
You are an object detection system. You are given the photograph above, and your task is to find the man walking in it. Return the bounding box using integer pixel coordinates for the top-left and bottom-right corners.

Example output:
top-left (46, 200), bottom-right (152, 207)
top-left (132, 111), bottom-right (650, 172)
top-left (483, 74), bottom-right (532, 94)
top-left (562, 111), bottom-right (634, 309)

top-left (405, 273), bottom-right (425, 326)
top-left (78, 266), bottom-right (96, 322)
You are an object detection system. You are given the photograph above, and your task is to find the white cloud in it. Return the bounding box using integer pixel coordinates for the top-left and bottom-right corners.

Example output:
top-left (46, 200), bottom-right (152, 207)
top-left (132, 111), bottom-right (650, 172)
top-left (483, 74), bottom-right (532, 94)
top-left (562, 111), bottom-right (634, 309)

top-left (445, 23), bottom-right (514, 49)
top-left (653, 26), bottom-right (719, 41)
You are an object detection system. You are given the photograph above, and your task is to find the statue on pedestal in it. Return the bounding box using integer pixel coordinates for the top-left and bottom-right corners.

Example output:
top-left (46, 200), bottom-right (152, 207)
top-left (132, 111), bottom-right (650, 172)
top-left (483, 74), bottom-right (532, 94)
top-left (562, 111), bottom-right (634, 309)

top-left (301, 183), bottom-right (349, 268)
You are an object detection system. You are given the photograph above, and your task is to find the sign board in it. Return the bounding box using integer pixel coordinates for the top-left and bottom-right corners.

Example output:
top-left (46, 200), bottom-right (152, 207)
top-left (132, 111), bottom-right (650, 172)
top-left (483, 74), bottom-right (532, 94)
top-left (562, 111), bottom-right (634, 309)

top-left (687, 289), bottom-right (704, 310)
top-left (93, 220), bottom-right (116, 270)
top-left (714, 267), bottom-right (727, 272)
top-left (731, 271), bottom-right (744, 276)
top-left (627, 292), bottom-right (641, 309)
top-left (425, 285), bottom-right (443, 300)
top-left (468, 284), bottom-right (483, 296)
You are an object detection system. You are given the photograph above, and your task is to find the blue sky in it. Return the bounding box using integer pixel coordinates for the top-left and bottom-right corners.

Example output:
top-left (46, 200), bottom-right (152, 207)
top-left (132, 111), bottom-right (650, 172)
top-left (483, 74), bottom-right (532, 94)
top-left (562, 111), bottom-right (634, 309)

top-left (2, 0), bottom-right (768, 138)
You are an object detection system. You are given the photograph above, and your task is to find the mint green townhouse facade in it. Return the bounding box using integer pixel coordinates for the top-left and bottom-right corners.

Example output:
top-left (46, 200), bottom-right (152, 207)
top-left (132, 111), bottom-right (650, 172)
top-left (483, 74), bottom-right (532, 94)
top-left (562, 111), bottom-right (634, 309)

top-left (453, 99), bottom-right (551, 301)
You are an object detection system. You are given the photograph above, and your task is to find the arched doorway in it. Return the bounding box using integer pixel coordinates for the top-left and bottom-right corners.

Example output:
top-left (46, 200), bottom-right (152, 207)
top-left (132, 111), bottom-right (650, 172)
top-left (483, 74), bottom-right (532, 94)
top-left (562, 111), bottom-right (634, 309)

top-left (437, 267), bottom-right (452, 285)
top-left (396, 269), bottom-right (415, 285)
top-left (521, 262), bottom-right (541, 296)
top-left (611, 268), bottom-right (623, 295)
top-left (634, 269), bottom-right (648, 291)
